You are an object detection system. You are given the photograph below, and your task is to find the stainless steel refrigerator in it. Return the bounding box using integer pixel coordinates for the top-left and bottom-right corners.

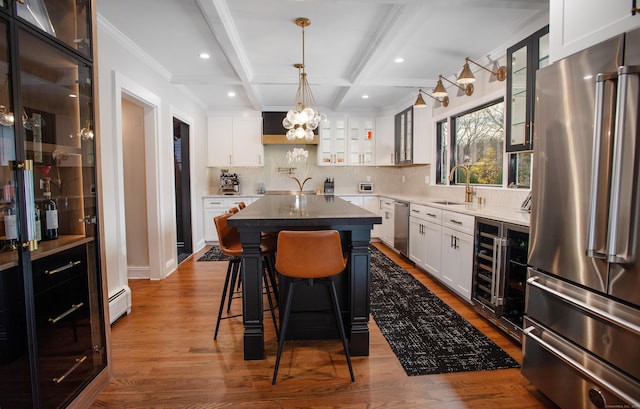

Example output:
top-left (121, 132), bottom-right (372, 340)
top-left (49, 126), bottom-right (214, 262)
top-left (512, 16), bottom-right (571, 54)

top-left (524, 29), bottom-right (640, 409)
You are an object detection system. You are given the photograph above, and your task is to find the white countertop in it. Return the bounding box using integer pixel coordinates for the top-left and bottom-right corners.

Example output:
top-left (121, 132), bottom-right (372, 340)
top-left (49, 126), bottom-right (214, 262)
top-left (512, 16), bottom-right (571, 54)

top-left (377, 193), bottom-right (530, 227)
top-left (203, 192), bottom-right (530, 227)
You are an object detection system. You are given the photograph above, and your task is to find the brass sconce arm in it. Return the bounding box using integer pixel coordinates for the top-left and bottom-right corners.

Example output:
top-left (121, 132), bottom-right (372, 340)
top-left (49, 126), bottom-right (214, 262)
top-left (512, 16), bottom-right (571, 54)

top-left (438, 75), bottom-right (474, 97)
top-left (414, 88), bottom-right (449, 108)
top-left (457, 57), bottom-right (507, 84)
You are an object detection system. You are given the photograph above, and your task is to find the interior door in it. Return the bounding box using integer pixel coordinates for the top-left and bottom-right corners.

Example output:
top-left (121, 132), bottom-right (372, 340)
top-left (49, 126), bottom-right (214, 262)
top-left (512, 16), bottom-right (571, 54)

top-left (173, 118), bottom-right (192, 264)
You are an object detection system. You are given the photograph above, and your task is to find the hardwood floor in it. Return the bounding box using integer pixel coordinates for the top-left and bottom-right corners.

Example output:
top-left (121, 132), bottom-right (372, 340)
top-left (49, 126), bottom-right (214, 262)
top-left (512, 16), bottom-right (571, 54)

top-left (92, 243), bottom-right (557, 409)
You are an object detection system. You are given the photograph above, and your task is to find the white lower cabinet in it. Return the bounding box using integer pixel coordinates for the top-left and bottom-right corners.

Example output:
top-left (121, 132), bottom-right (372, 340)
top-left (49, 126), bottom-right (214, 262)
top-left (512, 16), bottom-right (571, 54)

top-left (363, 196), bottom-right (380, 239)
top-left (409, 204), bottom-right (442, 278)
top-left (340, 195), bottom-right (380, 239)
top-left (203, 196), bottom-right (255, 242)
top-left (379, 197), bottom-right (395, 248)
top-left (439, 210), bottom-right (474, 301)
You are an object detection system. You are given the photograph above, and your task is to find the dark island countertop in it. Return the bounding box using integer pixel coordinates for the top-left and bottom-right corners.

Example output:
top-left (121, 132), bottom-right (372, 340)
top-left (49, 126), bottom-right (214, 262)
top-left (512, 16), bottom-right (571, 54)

top-left (227, 194), bottom-right (382, 228)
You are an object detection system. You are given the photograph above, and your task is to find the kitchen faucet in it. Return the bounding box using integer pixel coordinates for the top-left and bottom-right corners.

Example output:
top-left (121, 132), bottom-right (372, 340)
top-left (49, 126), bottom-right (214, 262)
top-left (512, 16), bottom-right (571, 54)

top-left (449, 165), bottom-right (474, 203)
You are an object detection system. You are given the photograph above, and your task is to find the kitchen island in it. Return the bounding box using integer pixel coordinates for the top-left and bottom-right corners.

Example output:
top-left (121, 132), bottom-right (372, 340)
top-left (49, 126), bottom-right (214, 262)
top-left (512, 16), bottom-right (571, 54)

top-left (227, 194), bottom-right (382, 360)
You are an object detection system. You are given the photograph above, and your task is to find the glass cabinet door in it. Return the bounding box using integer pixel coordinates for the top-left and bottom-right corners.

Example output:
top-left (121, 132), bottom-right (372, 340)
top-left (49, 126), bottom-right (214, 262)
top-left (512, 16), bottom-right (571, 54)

top-left (348, 118), bottom-right (374, 165)
top-left (16, 0), bottom-right (92, 57)
top-left (506, 25), bottom-right (549, 152)
top-left (508, 43), bottom-right (528, 148)
top-left (318, 118), bottom-right (346, 166)
top-left (394, 106), bottom-right (413, 165)
top-left (0, 16), bottom-right (34, 409)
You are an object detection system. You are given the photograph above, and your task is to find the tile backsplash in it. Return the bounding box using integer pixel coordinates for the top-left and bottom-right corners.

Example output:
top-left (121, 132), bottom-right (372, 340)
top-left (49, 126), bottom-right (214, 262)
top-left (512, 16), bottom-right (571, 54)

top-left (206, 145), bottom-right (529, 210)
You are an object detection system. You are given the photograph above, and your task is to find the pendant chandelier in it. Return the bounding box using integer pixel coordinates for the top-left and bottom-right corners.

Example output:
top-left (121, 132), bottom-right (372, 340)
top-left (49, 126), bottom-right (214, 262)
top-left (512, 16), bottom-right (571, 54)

top-left (283, 17), bottom-right (324, 141)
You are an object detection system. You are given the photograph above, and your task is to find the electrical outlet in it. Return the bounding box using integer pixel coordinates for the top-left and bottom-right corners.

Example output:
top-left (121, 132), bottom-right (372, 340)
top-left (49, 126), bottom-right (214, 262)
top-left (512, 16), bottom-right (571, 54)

top-left (366, 175), bottom-right (371, 182)
top-left (425, 175), bottom-right (430, 184)
top-left (402, 175), bottom-right (405, 183)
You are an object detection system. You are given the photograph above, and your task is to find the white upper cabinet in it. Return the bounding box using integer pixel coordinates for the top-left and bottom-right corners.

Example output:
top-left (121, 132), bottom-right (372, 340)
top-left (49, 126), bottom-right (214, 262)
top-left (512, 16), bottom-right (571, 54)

top-left (375, 115), bottom-right (395, 166)
top-left (207, 116), bottom-right (264, 167)
top-left (348, 118), bottom-right (375, 166)
top-left (318, 117), bottom-right (347, 166)
top-left (318, 117), bottom-right (375, 166)
top-left (412, 106), bottom-right (431, 165)
top-left (550, 0), bottom-right (640, 62)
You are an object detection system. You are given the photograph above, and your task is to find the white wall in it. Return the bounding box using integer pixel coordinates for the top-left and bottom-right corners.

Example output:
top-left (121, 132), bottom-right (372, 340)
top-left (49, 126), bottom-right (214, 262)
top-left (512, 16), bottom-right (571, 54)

top-left (97, 16), bottom-right (208, 299)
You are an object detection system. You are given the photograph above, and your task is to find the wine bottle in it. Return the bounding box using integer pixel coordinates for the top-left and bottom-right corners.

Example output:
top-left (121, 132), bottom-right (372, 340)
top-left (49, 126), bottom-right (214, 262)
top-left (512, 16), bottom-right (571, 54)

top-left (42, 190), bottom-right (58, 241)
top-left (35, 202), bottom-right (42, 242)
top-left (3, 191), bottom-right (17, 250)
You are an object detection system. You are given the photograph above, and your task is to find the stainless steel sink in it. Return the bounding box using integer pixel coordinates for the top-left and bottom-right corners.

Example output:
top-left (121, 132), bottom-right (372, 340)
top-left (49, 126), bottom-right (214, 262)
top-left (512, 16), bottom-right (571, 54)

top-left (431, 200), bottom-right (466, 206)
top-left (264, 190), bottom-right (317, 195)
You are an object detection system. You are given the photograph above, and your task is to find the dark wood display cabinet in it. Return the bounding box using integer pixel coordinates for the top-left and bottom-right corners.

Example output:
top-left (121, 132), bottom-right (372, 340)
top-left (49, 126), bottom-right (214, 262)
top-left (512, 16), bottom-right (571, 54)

top-left (0, 1), bottom-right (109, 408)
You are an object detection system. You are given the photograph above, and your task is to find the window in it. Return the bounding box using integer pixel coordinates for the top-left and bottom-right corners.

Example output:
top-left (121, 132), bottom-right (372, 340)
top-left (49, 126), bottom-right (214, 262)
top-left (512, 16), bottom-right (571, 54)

top-left (438, 99), bottom-right (504, 186)
top-left (508, 152), bottom-right (532, 188)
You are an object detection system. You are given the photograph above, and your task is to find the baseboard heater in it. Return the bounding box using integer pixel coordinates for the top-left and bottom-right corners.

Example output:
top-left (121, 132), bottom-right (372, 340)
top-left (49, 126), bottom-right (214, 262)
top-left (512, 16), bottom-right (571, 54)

top-left (108, 286), bottom-right (132, 324)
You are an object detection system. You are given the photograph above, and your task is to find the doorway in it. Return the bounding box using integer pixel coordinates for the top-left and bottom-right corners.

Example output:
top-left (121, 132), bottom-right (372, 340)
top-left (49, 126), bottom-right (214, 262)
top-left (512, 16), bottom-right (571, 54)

top-left (173, 117), bottom-right (192, 264)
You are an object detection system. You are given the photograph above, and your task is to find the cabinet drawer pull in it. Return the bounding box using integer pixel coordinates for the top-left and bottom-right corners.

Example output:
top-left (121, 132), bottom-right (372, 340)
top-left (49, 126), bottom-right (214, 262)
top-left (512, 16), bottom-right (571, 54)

top-left (411, 209), bottom-right (420, 213)
top-left (45, 260), bottom-right (82, 276)
top-left (449, 219), bottom-right (463, 225)
top-left (49, 302), bottom-right (84, 324)
top-left (52, 355), bottom-right (88, 384)
top-left (427, 213), bottom-right (437, 217)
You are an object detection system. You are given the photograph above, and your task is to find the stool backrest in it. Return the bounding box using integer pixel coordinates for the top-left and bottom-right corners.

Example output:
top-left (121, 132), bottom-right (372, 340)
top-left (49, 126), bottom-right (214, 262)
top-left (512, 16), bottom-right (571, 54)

top-left (214, 212), bottom-right (241, 255)
top-left (238, 201), bottom-right (246, 209)
top-left (275, 230), bottom-right (346, 279)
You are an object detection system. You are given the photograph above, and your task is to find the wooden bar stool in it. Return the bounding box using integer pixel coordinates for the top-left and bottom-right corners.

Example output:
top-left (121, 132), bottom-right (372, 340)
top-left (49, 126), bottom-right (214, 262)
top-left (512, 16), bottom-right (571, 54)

top-left (272, 230), bottom-right (354, 384)
top-left (238, 201), bottom-right (246, 209)
top-left (213, 212), bottom-right (278, 340)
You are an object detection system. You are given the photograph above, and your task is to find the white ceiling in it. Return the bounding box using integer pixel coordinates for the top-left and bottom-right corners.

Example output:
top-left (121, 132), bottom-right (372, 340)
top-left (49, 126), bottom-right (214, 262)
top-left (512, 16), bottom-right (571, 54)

top-left (96, 0), bottom-right (549, 113)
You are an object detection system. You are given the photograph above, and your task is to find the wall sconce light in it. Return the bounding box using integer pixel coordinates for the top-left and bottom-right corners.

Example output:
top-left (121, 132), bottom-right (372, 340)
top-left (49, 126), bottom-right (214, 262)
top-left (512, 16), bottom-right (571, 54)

top-left (413, 88), bottom-right (449, 108)
top-left (433, 75), bottom-right (474, 98)
top-left (457, 57), bottom-right (506, 84)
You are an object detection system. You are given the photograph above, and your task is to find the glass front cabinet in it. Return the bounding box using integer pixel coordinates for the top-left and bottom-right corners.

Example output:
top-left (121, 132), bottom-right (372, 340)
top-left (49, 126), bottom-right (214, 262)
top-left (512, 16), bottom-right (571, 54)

top-left (394, 106), bottom-right (413, 165)
top-left (0, 1), bottom-right (108, 408)
top-left (506, 25), bottom-right (549, 152)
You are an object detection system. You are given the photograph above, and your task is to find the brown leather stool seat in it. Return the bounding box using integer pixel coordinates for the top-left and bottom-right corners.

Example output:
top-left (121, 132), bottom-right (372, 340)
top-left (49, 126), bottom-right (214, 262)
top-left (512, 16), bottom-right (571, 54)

top-left (213, 212), bottom-right (278, 340)
top-left (238, 201), bottom-right (246, 209)
top-left (272, 230), bottom-right (354, 384)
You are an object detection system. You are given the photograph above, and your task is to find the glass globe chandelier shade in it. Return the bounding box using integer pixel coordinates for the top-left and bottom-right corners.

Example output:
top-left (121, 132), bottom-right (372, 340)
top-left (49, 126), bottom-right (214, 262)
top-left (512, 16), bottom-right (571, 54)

top-left (283, 18), bottom-right (324, 142)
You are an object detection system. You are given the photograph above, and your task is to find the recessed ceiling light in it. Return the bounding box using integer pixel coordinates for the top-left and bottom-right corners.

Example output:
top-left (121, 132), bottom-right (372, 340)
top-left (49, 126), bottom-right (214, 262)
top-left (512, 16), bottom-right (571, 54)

top-left (362, 94), bottom-right (369, 99)
top-left (199, 52), bottom-right (210, 59)
top-left (394, 57), bottom-right (404, 63)
top-left (227, 92), bottom-right (236, 97)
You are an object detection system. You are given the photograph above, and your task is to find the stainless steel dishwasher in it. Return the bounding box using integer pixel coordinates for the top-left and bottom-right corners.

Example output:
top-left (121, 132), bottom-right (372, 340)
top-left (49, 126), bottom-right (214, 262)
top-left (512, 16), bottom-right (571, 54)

top-left (394, 201), bottom-right (409, 256)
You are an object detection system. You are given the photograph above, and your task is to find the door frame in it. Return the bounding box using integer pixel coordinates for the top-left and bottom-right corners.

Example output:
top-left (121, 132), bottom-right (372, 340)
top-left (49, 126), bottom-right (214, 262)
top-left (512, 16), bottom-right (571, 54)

top-left (113, 71), bottom-right (164, 280)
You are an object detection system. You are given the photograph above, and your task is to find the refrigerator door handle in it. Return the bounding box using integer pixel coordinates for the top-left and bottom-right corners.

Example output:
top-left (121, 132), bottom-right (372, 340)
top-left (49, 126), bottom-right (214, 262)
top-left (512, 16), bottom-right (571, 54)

top-left (607, 65), bottom-right (640, 263)
top-left (523, 326), bottom-right (639, 407)
top-left (527, 276), bottom-right (640, 336)
top-left (586, 73), bottom-right (617, 259)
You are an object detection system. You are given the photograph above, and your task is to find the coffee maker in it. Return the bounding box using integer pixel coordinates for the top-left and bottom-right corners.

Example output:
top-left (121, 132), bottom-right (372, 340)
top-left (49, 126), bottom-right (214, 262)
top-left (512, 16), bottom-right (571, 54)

top-left (220, 169), bottom-right (239, 195)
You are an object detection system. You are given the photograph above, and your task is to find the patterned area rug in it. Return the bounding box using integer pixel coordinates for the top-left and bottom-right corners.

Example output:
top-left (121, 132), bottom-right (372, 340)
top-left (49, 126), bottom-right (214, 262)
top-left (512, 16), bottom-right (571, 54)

top-left (369, 246), bottom-right (520, 376)
top-left (197, 246), bottom-right (231, 261)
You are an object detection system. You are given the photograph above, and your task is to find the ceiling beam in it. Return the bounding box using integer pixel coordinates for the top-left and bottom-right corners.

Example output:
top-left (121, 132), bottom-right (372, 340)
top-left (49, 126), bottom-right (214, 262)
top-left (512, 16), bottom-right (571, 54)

top-left (196, 0), bottom-right (263, 110)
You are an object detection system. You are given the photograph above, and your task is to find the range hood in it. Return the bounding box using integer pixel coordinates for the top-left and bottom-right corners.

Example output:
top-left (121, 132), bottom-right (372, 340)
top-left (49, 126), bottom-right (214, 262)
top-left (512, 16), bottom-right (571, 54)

top-left (262, 112), bottom-right (319, 145)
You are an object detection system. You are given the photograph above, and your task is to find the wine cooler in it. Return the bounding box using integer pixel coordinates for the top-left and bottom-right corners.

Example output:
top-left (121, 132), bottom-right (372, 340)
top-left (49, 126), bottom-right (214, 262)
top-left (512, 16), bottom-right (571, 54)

top-left (473, 218), bottom-right (529, 342)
